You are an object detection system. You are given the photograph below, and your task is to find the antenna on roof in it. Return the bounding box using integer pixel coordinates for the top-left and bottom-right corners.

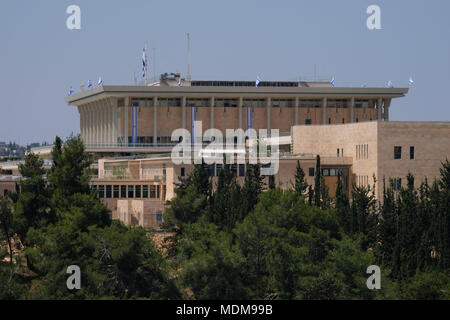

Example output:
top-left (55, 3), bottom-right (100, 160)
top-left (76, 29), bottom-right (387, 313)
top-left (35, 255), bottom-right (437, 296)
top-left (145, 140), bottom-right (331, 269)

top-left (187, 33), bottom-right (191, 82)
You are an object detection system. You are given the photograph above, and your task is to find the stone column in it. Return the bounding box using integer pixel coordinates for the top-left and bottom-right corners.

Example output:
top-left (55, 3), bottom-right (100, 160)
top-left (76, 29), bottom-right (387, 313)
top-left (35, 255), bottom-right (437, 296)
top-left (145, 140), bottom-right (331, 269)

top-left (377, 97), bottom-right (383, 121)
top-left (181, 96), bottom-right (186, 129)
top-left (350, 97), bottom-right (355, 123)
top-left (153, 96), bottom-right (158, 146)
top-left (86, 104), bottom-right (92, 146)
top-left (294, 97), bottom-right (299, 125)
top-left (124, 98), bottom-right (129, 146)
top-left (266, 97), bottom-right (271, 132)
top-left (238, 97), bottom-right (243, 129)
top-left (112, 98), bottom-right (117, 146)
top-left (78, 106), bottom-right (84, 143)
top-left (322, 97), bottom-right (327, 125)
top-left (384, 98), bottom-right (391, 121)
top-left (210, 97), bottom-right (215, 129)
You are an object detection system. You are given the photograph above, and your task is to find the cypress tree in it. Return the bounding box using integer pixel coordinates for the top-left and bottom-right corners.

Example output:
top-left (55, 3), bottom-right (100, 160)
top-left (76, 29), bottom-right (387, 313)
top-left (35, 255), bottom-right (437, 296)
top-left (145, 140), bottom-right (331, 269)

top-left (314, 155), bottom-right (321, 207)
top-left (294, 160), bottom-right (308, 196)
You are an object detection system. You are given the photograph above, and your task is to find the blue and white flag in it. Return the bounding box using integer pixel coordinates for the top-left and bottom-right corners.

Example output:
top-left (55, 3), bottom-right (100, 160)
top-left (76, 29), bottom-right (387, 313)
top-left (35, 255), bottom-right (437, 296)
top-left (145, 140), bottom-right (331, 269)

top-left (386, 80), bottom-right (393, 88)
top-left (142, 47), bottom-right (146, 78)
top-left (255, 76), bottom-right (261, 87)
top-left (87, 80), bottom-right (93, 89)
top-left (190, 106), bottom-right (197, 146)
top-left (178, 78), bottom-right (181, 87)
top-left (68, 86), bottom-right (74, 96)
top-left (98, 76), bottom-right (103, 86)
top-left (361, 83), bottom-right (367, 88)
top-left (330, 77), bottom-right (335, 87)
top-left (408, 76), bottom-right (414, 86)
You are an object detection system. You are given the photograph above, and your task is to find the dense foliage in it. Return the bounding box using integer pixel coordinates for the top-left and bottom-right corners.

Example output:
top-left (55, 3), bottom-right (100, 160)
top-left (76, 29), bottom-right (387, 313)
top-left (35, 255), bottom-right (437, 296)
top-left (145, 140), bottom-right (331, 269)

top-left (1, 135), bottom-right (450, 299)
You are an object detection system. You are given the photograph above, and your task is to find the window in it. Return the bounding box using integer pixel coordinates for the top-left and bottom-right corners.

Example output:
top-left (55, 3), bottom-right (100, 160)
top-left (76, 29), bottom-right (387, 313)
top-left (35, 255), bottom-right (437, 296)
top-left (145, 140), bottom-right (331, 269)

top-left (309, 168), bottom-right (315, 177)
top-left (121, 185), bottom-right (126, 198)
top-left (328, 118), bottom-right (331, 124)
top-left (135, 185), bottom-right (141, 198)
top-left (113, 185), bottom-right (119, 198)
top-left (394, 178), bottom-right (402, 191)
top-left (337, 149), bottom-right (340, 157)
top-left (157, 185), bottom-right (161, 199)
top-left (207, 164), bottom-right (215, 177)
top-left (181, 167), bottom-right (185, 177)
top-left (323, 169), bottom-right (329, 176)
top-left (150, 185), bottom-right (156, 198)
top-left (342, 118), bottom-right (345, 124)
top-left (128, 185), bottom-right (134, 198)
top-left (143, 185), bottom-right (148, 198)
top-left (410, 146), bottom-right (415, 160)
top-left (239, 164), bottom-right (245, 177)
top-left (156, 213), bottom-right (163, 222)
top-left (394, 146), bottom-right (402, 159)
top-left (305, 119), bottom-right (312, 125)
top-left (98, 185), bottom-right (105, 198)
top-left (105, 185), bottom-right (112, 198)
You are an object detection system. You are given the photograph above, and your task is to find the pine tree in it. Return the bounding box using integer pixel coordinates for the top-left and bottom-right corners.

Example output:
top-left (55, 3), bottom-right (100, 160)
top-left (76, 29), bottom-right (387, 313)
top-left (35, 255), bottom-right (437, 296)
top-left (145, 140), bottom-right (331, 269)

top-left (314, 155), bottom-right (321, 207)
top-left (335, 170), bottom-right (351, 234)
top-left (294, 160), bottom-right (308, 196)
top-left (268, 175), bottom-right (275, 190)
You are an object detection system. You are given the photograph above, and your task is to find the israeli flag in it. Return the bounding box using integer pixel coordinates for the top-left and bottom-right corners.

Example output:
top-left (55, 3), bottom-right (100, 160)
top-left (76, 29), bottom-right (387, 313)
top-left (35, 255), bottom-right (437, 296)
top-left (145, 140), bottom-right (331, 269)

top-left (87, 80), bottom-right (93, 89)
top-left (330, 77), bottom-right (335, 87)
top-left (98, 76), bottom-right (103, 86)
top-left (255, 76), bottom-right (261, 87)
top-left (408, 76), bottom-right (414, 86)
top-left (142, 48), bottom-right (146, 78)
top-left (386, 80), bottom-right (393, 88)
top-left (178, 78), bottom-right (181, 87)
top-left (361, 84), bottom-right (367, 88)
top-left (68, 86), bottom-right (74, 96)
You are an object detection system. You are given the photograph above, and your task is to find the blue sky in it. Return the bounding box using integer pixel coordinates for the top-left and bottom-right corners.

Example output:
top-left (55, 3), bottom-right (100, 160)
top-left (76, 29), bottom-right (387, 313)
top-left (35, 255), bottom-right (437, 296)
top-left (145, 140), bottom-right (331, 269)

top-left (1, 0), bottom-right (449, 144)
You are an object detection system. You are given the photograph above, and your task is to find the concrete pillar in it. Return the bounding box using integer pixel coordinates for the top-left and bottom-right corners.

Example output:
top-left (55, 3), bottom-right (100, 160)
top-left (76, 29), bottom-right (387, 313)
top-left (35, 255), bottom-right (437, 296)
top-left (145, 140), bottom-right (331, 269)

top-left (181, 96), bottom-right (186, 129)
top-left (153, 96), bottom-right (158, 146)
top-left (294, 97), bottom-right (299, 125)
top-left (384, 98), bottom-right (391, 121)
top-left (377, 97), bottom-right (383, 121)
top-left (93, 103), bottom-right (98, 145)
top-left (350, 97), bottom-right (355, 123)
top-left (86, 104), bottom-right (91, 146)
top-left (238, 97), bottom-right (243, 129)
top-left (322, 97), bottom-right (327, 125)
top-left (124, 98), bottom-right (129, 146)
top-left (78, 106), bottom-right (84, 143)
top-left (112, 99), bottom-right (117, 146)
top-left (210, 96), bottom-right (215, 129)
top-left (266, 97), bottom-right (271, 132)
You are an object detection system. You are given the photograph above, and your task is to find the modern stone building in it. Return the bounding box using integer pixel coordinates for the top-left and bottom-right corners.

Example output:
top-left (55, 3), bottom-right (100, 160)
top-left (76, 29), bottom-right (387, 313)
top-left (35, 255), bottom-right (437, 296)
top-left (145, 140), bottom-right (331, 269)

top-left (65, 74), bottom-right (408, 154)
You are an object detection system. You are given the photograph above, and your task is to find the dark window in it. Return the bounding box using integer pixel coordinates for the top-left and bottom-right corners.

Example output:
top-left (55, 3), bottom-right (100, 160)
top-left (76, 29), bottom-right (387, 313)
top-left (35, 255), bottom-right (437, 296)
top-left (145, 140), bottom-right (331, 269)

top-left (342, 118), bottom-right (345, 123)
top-left (121, 185), bottom-right (126, 198)
top-left (305, 119), bottom-right (312, 125)
top-left (135, 185), bottom-right (141, 198)
top-left (105, 185), bottom-right (112, 198)
top-left (309, 168), bottom-right (315, 177)
top-left (394, 178), bottom-right (402, 191)
top-left (356, 118), bottom-right (359, 123)
top-left (156, 213), bottom-right (163, 222)
top-left (113, 185), bottom-right (119, 198)
top-left (181, 167), bottom-right (185, 177)
top-left (410, 146), bottom-right (415, 160)
top-left (239, 164), bottom-right (245, 177)
top-left (207, 164), bottom-right (215, 177)
top-left (394, 146), bottom-right (402, 159)
top-left (128, 185), bottom-right (134, 198)
top-left (143, 185), bottom-right (148, 198)
top-left (328, 118), bottom-right (331, 124)
top-left (98, 185), bottom-right (105, 198)
top-left (150, 185), bottom-right (156, 198)
top-left (337, 149), bottom-right (340, 157)
top-left (157, 185), bottom-right (160, 199)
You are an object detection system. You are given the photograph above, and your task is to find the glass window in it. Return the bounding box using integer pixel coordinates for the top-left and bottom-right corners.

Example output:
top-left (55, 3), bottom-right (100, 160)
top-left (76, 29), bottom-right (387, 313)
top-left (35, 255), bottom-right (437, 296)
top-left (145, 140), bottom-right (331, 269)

top-left (143, 185), bottom-right (148, 198)
top-left (410, 146), bottom-right (415, 160)
top-left (121, 185), bottom-right (126, 198)
top-left (309, 168), bottom-right (315, 177)
top-left (157, 185), bottom-right (160, 199)
top-left (135, 185), bottom-right (141, 198)
top-left (323, 169), bottom-right (329, 176)
top-left (239, 164), bottom-right (245, 177)
top-left (128, 185), bottom-right (134, 198)
top-left (330, 169), bottom-right (336, 176)
top-left (106, 185), bottom-right (112, 198)
top-left (156, 213), bottom-right (163, 222)
top-left (305, 119), bottom-right (312, 125)
top-left (98, 185), bottom-right (105, 198)
top-left (113, 185), bottom-right (119, 198)
top-left (394, 146), bottom-right (402, 159)
top-left (150, 185), bottom-right (156, 198)
top-left (181, 167), bottom-right (185, 177)
top-left (394, 178), bottom-right (402, 191)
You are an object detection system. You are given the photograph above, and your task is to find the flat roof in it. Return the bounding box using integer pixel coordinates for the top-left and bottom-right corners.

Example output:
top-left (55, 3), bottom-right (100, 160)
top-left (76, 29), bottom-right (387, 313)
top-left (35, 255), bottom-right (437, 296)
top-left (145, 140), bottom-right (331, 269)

top-left (66, 85), bottom-right (409, 106)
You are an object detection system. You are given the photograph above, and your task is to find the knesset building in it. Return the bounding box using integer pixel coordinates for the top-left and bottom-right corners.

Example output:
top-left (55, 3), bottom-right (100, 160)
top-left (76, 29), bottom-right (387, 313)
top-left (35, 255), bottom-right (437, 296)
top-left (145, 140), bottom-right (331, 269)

top-left (65, 74), bottom-right (408, 155)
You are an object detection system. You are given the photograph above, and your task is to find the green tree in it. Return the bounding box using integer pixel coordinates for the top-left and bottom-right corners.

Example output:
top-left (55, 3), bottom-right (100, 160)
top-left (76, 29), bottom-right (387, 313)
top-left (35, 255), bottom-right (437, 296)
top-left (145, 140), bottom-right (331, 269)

top-left (0, 196), bottom-right (14, 263)
top-left (294, 160), bottom-right (308, 196)
top-left (314, 155), bottom-right (321, 207)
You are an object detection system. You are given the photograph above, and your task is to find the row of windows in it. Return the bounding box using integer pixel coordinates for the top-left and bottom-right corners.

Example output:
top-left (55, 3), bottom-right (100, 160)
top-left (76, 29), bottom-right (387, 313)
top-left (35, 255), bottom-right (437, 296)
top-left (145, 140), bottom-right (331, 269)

top-left (181, 164), bottom-right (246, 177)
top-left (394, 146), bottom-right (415, 160)
top-left (92, 184), bottom-right (161, 199)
